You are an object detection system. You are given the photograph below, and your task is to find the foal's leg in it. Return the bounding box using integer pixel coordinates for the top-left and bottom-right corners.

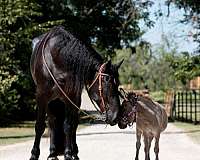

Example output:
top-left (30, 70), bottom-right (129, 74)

top-left (135, 128), bottom-right (142, 160)
top-left (30, 94), bottom-right (47, 160)
top-left (154, 134), bottom-right (160, 160)
top-left (144, 133), bottom-right (153, 160)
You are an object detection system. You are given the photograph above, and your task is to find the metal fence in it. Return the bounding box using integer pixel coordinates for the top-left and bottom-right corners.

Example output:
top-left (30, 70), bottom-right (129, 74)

top-left (173, 90), bottom-right (200, 124)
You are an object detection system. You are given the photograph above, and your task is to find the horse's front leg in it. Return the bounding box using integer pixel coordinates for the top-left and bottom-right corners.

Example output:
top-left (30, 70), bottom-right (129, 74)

top-left (47, 99), bottom-right (65, 160)
top-left (30, 94), bottom-right (47, 160)
top-left (71, 113), bottom-right (79, 160)
top-left (63, 106), bottom-right (79, 160)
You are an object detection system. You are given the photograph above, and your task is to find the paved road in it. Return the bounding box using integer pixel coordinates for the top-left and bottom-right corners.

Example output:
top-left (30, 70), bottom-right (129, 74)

top-left (0, 123), bottom-right (200, 160)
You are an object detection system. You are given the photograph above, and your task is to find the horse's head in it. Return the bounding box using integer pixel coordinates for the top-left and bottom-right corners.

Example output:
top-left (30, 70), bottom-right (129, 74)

top-left (118, 90), bottom-right (137, 129)
top-left (88, 60), bottom-right (123, 126)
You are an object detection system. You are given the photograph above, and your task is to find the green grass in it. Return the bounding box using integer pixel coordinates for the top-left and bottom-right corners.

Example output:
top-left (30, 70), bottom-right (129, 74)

top-left (149, 91), bottom-right (165, 103)
top-left (174, 122), bottom-right (200, 144)
top-left (0, 121), bottom-right (86, 146)
top-left (0, 121), bottom-right (36, 145)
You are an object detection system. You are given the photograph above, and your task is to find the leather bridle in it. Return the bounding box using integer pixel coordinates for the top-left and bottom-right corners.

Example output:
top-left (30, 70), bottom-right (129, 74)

top-left (87, 63), bottom-right (110, 113)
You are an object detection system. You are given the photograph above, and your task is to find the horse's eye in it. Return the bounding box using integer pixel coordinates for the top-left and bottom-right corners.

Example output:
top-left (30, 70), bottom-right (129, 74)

top-left (104, 76), bottom-right (110, 82)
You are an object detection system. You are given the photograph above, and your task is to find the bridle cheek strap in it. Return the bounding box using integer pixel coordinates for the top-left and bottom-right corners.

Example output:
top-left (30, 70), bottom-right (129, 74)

top-left (88, 63), bottom-right (109, 113)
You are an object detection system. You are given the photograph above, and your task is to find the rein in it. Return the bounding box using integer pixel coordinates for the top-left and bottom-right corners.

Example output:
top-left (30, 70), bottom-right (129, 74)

top-left (40, 29), bottom-right (107, 120)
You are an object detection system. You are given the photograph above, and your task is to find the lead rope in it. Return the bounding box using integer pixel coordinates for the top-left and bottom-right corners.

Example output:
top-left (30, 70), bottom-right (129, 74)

top-left (41, 30), bottom-right (97, 120)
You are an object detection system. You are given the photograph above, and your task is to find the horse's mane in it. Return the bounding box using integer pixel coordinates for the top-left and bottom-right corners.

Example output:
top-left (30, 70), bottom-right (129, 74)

top-left (46, 26), bottom-right (120, 93)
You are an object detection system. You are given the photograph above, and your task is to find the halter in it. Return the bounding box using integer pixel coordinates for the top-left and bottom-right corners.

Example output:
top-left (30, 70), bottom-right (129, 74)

top-left (120, 89), bottom-right (138, 125)
top-left (87, 63), bottom-right (110, 113)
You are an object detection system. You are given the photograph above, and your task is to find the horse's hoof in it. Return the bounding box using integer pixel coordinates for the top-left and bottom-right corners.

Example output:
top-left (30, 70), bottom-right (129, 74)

top-left (29, 155), bottom-right (38, 160)
top-left (64, 155), bottom-right (73, 160)
top-left (72, 155), bottom-right (79, 160)
top-left (47, 157), bottom-right (59, 160)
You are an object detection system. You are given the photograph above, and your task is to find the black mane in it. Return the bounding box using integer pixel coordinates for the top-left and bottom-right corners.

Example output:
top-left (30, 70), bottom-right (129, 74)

top-left (48, 26), bottom-right (105, 92)
top-left (52, 27), bottom-right (103, 81)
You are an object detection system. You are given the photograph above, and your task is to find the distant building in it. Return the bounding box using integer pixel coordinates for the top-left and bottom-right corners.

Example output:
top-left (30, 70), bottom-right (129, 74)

top-left (189, 76), bottom-right (200, 89)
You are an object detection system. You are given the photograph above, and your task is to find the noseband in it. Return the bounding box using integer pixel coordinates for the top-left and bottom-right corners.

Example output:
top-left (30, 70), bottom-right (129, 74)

top-left (88, 63), bottom-right (110, 113)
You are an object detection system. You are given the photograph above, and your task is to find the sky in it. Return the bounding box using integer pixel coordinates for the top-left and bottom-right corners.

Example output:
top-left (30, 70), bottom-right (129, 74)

top-left (141, 0), bottom-right (198, 54)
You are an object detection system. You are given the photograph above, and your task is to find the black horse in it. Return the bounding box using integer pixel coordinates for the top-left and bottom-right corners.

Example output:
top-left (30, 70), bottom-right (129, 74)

top-left (30, 26), bottom-right (123, 160)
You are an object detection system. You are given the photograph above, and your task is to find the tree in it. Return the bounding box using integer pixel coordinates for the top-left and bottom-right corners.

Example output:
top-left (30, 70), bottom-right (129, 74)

top-left (170, 53), bottom-right (200, 85)
top-left (35, 0), bottom-right (154, 57)
top-left (0, 0), bottom-right (63, 121)
top-left (166, 0), bottom-right (200, 52)
top-left (113, 35), bottom-right (183, 91)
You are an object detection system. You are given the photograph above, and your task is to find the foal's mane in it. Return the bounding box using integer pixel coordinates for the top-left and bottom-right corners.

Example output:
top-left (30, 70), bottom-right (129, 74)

top-left (127, 91), bottom-right (154, 105)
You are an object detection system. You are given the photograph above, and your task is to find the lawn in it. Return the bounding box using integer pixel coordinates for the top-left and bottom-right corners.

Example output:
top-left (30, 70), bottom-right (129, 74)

top-left (0, 121), bottom-right (86, 146)
top-left (0, 121), bottom-right (39, 146)
top-left (174, 122), bottom-right (200, 144)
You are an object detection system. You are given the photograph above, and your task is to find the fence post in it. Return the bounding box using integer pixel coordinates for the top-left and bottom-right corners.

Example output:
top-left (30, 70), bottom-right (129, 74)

top-left (177, 92), bottom-right (180, 120)
top-left (181, 92), bottom-right (184, 121)
top-left (173, 94), bottom-right (176, 121)
top-left (185, 91), bottom-right (188, 121)
top-left (190, 91), bottom-right (193, 122)
top-left (194, 91), bottom-right (197, 124)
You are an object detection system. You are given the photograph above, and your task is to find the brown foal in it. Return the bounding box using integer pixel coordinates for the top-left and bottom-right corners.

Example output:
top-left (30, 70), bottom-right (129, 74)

top-left (118, 91), bottom-right (168, 160)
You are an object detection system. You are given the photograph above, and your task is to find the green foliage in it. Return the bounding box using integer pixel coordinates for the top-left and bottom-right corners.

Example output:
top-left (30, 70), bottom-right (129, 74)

top-left (170, 53), bottom-right (200, 85)
top-left (0, 0), bottom-right (64, 121)
top-left (63, 0), bottom-right (154, 57)
top-left (166, 0), bottom-right (200, 52)
top-left (149, 91), bottom-right (165, 103)
top-left (113, 35), bottom-right (182, 91)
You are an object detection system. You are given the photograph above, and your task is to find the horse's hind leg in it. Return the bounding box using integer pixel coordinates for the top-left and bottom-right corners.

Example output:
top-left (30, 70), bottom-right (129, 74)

top-left (30, 94), bottom-right (48, 160)
top-left (135, 128), bottom-right (142, 160)
top-left (154, 134), bottom-right (160, 160)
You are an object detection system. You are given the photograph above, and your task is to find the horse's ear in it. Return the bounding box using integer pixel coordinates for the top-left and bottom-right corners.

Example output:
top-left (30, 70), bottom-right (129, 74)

top-left (116, 59), bottom-right (124, 69)
top-left (105, 60), bottom-right (112, 68)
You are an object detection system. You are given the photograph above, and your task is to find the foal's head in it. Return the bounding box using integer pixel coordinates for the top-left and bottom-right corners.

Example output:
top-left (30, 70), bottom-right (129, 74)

top-left (118, 91), bottom-right (138, 129)
top-left (88, 60), bottom-right (123, 126)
